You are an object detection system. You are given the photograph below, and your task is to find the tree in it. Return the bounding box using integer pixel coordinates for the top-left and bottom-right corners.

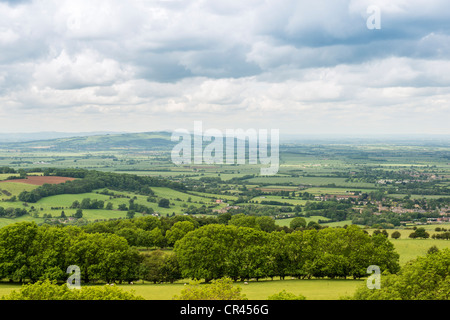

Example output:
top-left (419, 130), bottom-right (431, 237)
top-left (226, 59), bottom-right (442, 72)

top-left (409, 227), bottom-right (430, 239)
top-left (148, 227), bottom-right (164, 248)
top-left (139, 250), bottom-right (165, 284)
top-left (71, 200), bottom-right (80, 209)
top-left (80, 198), bottom-right (91, 209)
top-left (158, 198), bottom-right (170, 208)
top-left (0, 221), bottom-right (39, 282)
top-left (74, 209), bottom-right (83, 219)
top-left (217, 212), bottom-right (232, 224)
top-left (105, 202), bottom-right (113, 210)
top-left (172, 277), bottom-right (247, 300)
top-left (165, 221), bottom-right (195, 246)
top-left (28, 226), bottom-right (71, 281)
top-left (290, 217), bottom-right (307, 230)
top-left (127, 210), bottom-right (136, 219)
top-left (255, 216), bottom-right (276, 232)
top-left (174, 224), bottom-right (238, 282)
top-left (352, 249), bottom-right (450, 300)
top-left (427, 245), bottom-right (439, 255)
top-left (391, 231), bottom-right (401, 239)
top-left (228, 214), bottom-right (258, 229)
top-left (159, 254), bottom-right (182, 283)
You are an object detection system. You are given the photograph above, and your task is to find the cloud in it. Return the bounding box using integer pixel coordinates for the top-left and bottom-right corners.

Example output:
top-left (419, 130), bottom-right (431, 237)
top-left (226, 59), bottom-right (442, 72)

top-left (0, 0), bottom-right (449, 134)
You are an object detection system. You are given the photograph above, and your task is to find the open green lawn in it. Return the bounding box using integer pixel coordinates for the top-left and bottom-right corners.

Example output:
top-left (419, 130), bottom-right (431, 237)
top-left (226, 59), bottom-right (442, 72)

top-left (0, 278), bottom-right (363, 300)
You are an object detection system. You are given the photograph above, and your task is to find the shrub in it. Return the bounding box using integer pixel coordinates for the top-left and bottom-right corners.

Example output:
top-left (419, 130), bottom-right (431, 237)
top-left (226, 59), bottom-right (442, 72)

top-left (267, 290), bottom-right (306, 300)
top-left (172, 278), bottom-right (247, 300)
top-left (1, 280), bottom-right (144, 300)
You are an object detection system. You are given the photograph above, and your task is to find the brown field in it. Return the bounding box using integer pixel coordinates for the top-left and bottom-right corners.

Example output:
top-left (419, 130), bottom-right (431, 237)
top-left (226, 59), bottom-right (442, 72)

top-left (0, 176), bottom-right (76, 185)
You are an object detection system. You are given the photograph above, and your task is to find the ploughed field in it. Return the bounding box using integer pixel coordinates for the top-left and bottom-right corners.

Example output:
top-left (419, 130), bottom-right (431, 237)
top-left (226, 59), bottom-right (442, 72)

top-left (0, 175), bottom-right (76, 185)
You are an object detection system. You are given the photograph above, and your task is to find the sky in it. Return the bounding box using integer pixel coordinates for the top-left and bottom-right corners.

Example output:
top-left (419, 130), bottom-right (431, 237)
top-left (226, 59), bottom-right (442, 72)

top-left (0, 0), bottom-right (449, 135)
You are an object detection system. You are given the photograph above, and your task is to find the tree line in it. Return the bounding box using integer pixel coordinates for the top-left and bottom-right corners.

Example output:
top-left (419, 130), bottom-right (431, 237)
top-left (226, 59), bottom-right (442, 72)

top-left (174, 224), bottom-right (400, 282)
top-left (0, 218), bottom-right (400, 285)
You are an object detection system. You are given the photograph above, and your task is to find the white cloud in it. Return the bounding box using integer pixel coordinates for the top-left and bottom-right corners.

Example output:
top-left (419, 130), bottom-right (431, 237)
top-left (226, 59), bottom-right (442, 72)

top-left (0, 0), bottom-right (448, 134)
top-left (32, 49), bottom-right (134, 89)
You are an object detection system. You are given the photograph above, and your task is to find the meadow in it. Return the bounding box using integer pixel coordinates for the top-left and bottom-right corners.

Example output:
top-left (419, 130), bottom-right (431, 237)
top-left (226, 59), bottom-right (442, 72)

top-left (0, 277), bottom-right (363, 300)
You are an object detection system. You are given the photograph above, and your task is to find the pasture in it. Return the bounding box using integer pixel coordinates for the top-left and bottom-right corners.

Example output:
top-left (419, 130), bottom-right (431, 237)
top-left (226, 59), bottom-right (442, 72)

top-left (0, 278), bottom-right (363, 300)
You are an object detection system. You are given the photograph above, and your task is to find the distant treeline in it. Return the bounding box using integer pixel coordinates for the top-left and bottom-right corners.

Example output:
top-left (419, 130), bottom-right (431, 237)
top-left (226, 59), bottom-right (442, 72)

top-left (17, 168), bottom-right (186, 203)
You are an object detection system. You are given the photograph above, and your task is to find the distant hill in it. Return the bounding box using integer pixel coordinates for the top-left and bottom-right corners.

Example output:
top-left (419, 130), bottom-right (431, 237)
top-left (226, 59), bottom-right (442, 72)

top-left (0, 131), bottom-right (176, 151)
top-left (0, 131), bottom-right (124, 142)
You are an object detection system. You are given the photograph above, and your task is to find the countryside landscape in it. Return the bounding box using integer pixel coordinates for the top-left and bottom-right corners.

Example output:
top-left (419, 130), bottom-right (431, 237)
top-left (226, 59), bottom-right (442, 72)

top-left (1, 0), bottom-right (449, 310)
top-left (0, 132), bottom-right (448, 300)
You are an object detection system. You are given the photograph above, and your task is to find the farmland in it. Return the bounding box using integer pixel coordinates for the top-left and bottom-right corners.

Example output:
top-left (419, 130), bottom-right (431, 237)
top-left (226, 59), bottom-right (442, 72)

top-left (0, 133), bottom-right (449, 300)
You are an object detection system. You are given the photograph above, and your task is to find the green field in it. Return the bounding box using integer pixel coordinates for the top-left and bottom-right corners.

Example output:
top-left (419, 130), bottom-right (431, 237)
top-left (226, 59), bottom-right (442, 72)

top-left (0, 182), bottom-right (38, 197)
top-left (246, 176), bottom-right (376, 188)
top-left (0, 278), bottom-right (363, 300)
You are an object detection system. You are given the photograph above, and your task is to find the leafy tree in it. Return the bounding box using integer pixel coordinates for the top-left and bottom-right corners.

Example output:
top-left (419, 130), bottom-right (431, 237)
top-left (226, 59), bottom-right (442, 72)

top-left (74, 209), bottom-right (83, 219)
top-left (71, 200), bottom-right (80, 209)
top-left (175, 224), bottom-right (238, 282)
top-left (28, 226), bottom-right (71, 281)
top-left (148, 227), bottom-right (165, 248)
top-left (80, 198), bottom-right (91, 209)
top-left (427, 245), bottom-right (439, 255)
top-left (290, 217), bottom-right (307, 230)
top-left (139, 250), bottom-right (165, 284)
top-left (165, 221), bottom-right (195, 246)
top-left (409, 227), bottom-right (430, 239)
top-left (127, 210), bottom-right (136, 219)
top-left (228, 214), bottom-right (259, 229)
top-left (352, 249), bottom-right (450, 300)
top-left (391, 231), bottom-right (401, 239)
top-left (255, 216), bottom-right (276, 232)
top-left (0, 222), bottom-right (38, 282)
top-left (158, 198), bottom-right (170, 208)
top-left (160, 254), bottom-right (182, 283)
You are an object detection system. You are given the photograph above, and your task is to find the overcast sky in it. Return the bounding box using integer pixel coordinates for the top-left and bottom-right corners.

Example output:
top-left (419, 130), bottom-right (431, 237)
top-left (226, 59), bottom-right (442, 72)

top-left (0, 0), bottom-right (449, 135)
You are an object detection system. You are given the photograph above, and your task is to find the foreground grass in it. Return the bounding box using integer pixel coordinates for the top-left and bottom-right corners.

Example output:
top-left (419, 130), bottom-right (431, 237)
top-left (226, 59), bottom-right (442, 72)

top-left (0, 278), bottom-right (363, 300)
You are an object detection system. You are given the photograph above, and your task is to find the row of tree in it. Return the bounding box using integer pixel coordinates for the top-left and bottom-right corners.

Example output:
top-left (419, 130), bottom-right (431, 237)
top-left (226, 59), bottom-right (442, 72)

top-left (0, 206), bottom-right (28, 218)
top-left (174, 224), bottom-right (400, 282)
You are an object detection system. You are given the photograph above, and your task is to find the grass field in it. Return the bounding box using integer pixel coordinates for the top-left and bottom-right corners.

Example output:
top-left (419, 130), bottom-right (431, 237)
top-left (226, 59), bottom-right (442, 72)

top-left (246, 176), bottom-right (376, 188)
top-left (0, 278), bottom-right (363, 300)
top-left (0, 182), bottom-right (38, 198)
